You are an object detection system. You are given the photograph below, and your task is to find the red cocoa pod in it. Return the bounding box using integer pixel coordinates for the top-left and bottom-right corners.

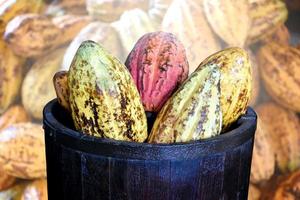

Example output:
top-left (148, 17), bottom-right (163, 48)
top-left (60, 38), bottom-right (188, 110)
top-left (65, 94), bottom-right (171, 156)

top-left (125, 31), bottom-right (189, 112)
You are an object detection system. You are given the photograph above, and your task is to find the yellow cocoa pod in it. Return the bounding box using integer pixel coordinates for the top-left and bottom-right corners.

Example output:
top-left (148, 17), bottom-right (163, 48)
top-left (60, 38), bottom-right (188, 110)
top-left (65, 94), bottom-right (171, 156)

top-left (68, 41), bottom-right (147, 142)
top-left (0, 123), bottom-right (46, 179)
top-left (22, 47), bottom-right (66, 120)
top-left (257, 42), bottom-right (300, 112)
top-left (199, 47), bottom-right (252, 130)
top-left (21, 179), bottom-right (47, 200)
top-left (246, 0), bottom-right (288, 45)
top-left (256, 102), bottom-right (300, 172)
top-left (0, 41), bottom-right (24, 114)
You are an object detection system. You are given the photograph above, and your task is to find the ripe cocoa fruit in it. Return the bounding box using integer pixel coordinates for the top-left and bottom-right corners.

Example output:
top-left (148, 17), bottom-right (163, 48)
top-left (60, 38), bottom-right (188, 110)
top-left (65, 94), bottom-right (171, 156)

top-left (0, 123), bottom-right (46, 179)
top-left (162, 0), bottom-right (221, 73)
top-left (68, 41), bottom-right (147, 142)
top-left (86, 0), bottom-right (148, 22)
top-left (125, 31), bottom-right (189, 112)
top-left (256, 102), bottom-right (300, 173)
top-left (4, 14), bottom-right (90, 58)
top-left (0, 41), bottom-right (25, 114)
top-left (21, 179), bottom-right (47, 200)
top-left (250, 118), bottom-right (275, 184)
top-left (246, 0), bottom-right (288, 45)
top-left (53, 71), bottom-right (70, 111)
top-left (62, 21), bottom-right (124, 70)
top-left (199, 47), bottom-right (252, 130)
top-left (257, 42), bottom-right (300, 112)
top-left (22, 47), bottom-right (66, 120)
top-left (148, 64), bottom-right (222, 143)
top-left (203, 0), bottom-right (250, 46)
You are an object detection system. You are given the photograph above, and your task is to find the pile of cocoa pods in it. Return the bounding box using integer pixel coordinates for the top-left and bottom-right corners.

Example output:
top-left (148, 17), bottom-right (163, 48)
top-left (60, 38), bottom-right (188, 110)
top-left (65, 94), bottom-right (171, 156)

top-left (0, 0), bottom-right (299, 199)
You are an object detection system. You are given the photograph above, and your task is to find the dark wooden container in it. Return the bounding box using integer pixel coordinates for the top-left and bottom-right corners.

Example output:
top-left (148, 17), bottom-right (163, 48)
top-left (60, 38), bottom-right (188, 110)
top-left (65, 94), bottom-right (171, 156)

top-left (43, 99), bottom-right (257, 200)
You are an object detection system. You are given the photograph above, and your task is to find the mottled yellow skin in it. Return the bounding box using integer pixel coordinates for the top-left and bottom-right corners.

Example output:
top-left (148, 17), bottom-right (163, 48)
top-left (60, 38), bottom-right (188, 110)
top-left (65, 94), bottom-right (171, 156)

top-left (68, 40), bottom-right (147, 142)
top-left (148, 64), bottom-right (222, 144)
top-left (247, 0), bottom-right (288, 45)
top-left (199, 47), bottom-right (252, 130)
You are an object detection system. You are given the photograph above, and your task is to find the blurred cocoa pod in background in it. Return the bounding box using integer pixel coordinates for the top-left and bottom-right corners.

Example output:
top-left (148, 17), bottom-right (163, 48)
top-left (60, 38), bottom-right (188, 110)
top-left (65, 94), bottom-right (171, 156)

top-left (257, 42), bottom-right (300, 112)
top-left (262, 24), bottom-right (290, 45)
top-left (256, 102), bottom-right (300, 173)
top-left (22, 47), bottom-right (66, 120)
top-left (4, 14), bottom-right (90, 58)
top-left (247, 0), bottom-right (288, 45)
top-left (0, 123), bottom-right (46, 179)
top-left (248, 184), bottom-right (261, 200)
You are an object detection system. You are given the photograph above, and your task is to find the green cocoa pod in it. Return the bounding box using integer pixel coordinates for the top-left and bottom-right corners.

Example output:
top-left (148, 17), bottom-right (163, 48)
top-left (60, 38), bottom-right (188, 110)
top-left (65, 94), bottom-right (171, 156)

top-left (148, 64), bottom-right (222, 143)
top-left (68, 40), bottom-right (147, 142)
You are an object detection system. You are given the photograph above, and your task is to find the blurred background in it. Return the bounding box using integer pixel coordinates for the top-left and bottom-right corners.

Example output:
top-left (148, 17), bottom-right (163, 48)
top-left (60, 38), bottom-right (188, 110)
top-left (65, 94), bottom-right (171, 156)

top-left (0, 0), bottom-right (299, 199)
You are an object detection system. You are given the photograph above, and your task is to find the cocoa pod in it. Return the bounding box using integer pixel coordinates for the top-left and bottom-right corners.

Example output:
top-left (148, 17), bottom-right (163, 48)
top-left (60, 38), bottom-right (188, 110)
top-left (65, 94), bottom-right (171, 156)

top-left (246, 0), bottom-right (288, 45)
top-left (0, 0), bottom-right (44, 33)
top-left (0, 123), bottom-right (46, 179)
top-left (262, 24), bottom-right (290, 45)
top-left (4, 14), bottom-right (90, 58)
top-left (86, 0), bottom-right (149, 22)
top-left (148, 64), bottom-right (222, 143)
top-left (257, 42), bottom-right (300, 112)
top-left (68, 41), bottom-right (147, 142)
top-left (22, 47), bottom-right (66, 120)
top-left (21, 179), bottom-right (47, 200)
top-left (199, 47), bottom-right (252, 130)
top-left (248, 184), bottom-right (261, 200)
top-left (162, 0), bottom-right (221, 73)
top-left (203, 0), bottom-right (250, 47)
top-left (62, 21), bottom-right (124, 70)
top-left (0, 105), bottom-right (30, 191)
top-left (125, 31), bottom-right (189, 112)
top-left (0, 41), bottom-right (25, 114)
top-left (250, 118), bottom-right (275, 183)
top-left (111, 9), bottom-right (155, 56)
top-left (53, 71), bottom-right (70, 111)
top-left (256, 102), bottom-right (300, 173)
